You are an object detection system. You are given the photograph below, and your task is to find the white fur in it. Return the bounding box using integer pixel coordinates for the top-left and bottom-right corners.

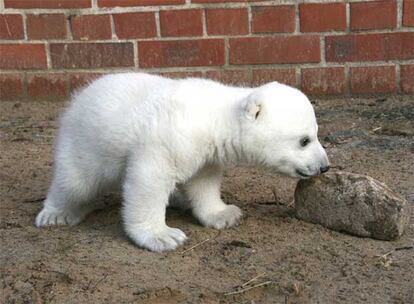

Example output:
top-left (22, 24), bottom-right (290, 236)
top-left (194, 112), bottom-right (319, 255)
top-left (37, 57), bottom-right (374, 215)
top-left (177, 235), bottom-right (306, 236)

top-left (35, 73), bottom-right (329, 252)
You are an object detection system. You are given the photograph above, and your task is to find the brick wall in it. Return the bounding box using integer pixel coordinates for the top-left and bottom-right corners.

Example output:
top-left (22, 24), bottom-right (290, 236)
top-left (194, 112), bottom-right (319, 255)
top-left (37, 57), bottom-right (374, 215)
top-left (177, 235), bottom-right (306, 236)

top-left (0, 0), bottom-right (413, 101)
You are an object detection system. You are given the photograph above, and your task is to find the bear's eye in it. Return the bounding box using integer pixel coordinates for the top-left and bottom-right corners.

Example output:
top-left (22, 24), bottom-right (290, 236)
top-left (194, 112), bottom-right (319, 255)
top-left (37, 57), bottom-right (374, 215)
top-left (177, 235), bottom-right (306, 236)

top-left (300, 137), bottom-right (311, 147)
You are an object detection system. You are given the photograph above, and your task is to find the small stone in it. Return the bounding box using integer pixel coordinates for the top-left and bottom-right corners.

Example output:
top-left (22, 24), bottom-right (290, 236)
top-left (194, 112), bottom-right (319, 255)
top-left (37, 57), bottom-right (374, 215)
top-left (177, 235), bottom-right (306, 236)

top-left (294, 171), bottom-right (410, 240)
top-left (14, 280), bottom-right (33, 294)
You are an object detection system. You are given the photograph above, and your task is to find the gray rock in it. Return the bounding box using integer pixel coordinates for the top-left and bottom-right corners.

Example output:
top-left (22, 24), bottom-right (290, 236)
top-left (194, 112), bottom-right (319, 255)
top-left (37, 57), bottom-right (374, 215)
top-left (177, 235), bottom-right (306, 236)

top-left (14, 281), bottom-right (33, 293)
top-left (294, 171), bottom-right (410, 240)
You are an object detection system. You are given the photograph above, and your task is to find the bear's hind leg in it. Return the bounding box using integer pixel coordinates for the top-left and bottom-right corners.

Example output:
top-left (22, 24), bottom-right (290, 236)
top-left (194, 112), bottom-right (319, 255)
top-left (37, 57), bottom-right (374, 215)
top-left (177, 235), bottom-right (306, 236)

top-left (36, 162), bottom-right (104, 227)
top-left (185, 166), bottom-right (243, 229)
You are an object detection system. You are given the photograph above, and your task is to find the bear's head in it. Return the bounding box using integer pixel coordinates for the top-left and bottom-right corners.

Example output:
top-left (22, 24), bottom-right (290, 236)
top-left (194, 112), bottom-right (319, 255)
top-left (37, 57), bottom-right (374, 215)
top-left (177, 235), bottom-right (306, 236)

top-left (240, 82), bottom-right (329, 179)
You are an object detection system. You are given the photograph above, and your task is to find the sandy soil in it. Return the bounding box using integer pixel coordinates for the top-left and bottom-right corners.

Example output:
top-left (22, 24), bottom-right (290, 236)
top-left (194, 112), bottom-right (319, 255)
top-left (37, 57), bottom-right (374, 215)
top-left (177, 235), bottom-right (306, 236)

top-left (1, 95), bottom-right (413, 303)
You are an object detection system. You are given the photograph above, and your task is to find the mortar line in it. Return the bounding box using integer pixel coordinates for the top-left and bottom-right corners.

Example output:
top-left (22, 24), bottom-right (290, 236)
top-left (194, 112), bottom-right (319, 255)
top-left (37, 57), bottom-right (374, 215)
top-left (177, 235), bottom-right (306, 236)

top-left (346, 2), bottom-right (350, 33)
top-left (1, 0), bottom-right (372, 15)
top-left (397, 0), bottom-right (403, 29)
top-left (2, 25), bottom-right (413, 45)
top-left (22, 12), bottom-right (28, 40)
top-left (345, 65), bottom-right (351, 96)
top-left (247, 5), bottom-right (252, 36)
top-left (296, 67), bottom-right (301, 90)
top-left (66, 13), bottom-right (73, 40)
top-left (320, 35), bottom-right (326, 66)
top-left (109, 14), bottom-right (116, 40)
top-left (2, 59), bottom-right (414, 75)
top-left (224, 37), bottom-right (230, 67)
top-left (134, 40), bottom-right (139, 69)
top-left (155, 10), bottom-right (161, 38)
top-left (45, 42), bottom-right (52, 69)
top-left (295, 2), bottom-right (300, 34)
top-left (22, 71), bottom-right (28, 101)
top-left (202, 8), bottom-right (207, 37)
top-left (396, 64), bottom-right (401, 94)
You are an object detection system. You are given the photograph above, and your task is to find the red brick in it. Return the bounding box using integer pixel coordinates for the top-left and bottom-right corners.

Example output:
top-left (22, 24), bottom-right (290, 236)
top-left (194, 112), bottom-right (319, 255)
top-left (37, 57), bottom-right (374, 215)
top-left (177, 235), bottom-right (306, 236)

top-left (98, 0), bottom-right (184, 7)
top-left (350, 0), bottom-right (397, 30)
top-left (0, 15), bottom-right (24, 39)
top-left (160, 10), bottom-right (203, 37)
top-left (350, 66), bottom-right (397, 94)
top-left (403, 0), bottom-right (414, 26)
top-left (27, 74), bottom-right (69, 101)
top-left (50, 43), bottom-right (134, 68)
top-left (27, 14), bottom-right (67, 39)
top-left (113, 13), bottom-right (156, 39)
top-left (252, 68), bottom-right (296, 87)
top-left (0, 74), bottom-right (24, 100)
top-left (206, 8), bottom-right (248, 35)
top-left (69, 73), bottom-right (104, 91)
top-left (252, 6), bottom-right (295, 33)
top-left (159, 71), bottom-right (203, 79)
top-left (5, 0), bottom-right (91, 8)
top-left (71, 15), bottom-right (112, 40)
top-left (206, 70), bottom-right (250, 86)
top-left (300, 3), bottom-right (346, 32)
top-left (0, 44), bottom-right (47, 69)
top-left (301, 67), bottom-right (345, 95)
top-left (326, 32), bottom-right (414, 62)
top-left (138, 39), bottom-right (225, 68)
top-left (400, 65), bottom-right (414, 94)
top-left (230, 36), bottom-right (320, 65)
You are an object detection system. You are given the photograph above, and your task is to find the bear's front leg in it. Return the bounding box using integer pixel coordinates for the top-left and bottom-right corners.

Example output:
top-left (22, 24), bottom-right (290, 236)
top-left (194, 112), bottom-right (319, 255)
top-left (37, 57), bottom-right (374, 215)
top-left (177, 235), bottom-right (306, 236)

top-left (122, 151), bottom-right (187, 252)
top-left (185, 166), bottom-right (243, 229)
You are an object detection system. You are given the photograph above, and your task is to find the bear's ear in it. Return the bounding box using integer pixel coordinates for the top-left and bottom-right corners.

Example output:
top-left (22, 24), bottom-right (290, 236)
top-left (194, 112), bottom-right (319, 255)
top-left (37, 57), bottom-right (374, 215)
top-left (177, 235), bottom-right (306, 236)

top-left (244, 98), bottom-right (262, 121)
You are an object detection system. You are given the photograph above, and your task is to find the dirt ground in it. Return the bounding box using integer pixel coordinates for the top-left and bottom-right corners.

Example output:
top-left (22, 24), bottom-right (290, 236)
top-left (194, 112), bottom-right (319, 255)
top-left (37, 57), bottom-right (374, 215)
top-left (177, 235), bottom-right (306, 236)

top-left (1, 95), bottom-right (413, 304)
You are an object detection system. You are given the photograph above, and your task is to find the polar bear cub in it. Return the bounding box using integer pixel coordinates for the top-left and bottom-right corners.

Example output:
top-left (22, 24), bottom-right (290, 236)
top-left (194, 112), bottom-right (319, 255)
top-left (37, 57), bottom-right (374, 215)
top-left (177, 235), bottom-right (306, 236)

top-left (36, 73), bottom-right (329, 252)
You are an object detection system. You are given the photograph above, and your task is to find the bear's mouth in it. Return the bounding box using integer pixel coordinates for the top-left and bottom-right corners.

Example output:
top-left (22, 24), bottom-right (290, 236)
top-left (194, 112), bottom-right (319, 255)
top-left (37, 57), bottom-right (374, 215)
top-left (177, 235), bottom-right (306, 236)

top-left (296, 169), bottom-right (311, 178)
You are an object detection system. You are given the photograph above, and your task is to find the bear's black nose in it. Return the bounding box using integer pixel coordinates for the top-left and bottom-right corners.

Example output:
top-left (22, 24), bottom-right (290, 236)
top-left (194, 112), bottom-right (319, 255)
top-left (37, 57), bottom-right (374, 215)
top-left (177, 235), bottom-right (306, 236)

top-left (320, 166), bottom-right (330, 173)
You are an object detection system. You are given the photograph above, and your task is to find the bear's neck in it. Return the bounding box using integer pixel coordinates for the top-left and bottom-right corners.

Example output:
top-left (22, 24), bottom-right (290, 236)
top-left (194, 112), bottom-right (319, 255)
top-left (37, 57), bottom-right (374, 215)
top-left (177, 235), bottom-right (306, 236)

top-left (209, 89), bottom-right (254, 167)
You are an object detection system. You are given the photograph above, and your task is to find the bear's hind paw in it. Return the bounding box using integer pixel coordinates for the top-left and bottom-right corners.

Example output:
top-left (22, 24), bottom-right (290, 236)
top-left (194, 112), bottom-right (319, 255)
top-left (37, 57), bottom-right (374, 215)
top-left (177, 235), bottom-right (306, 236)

top-left (35, 207), bottom-right (83, 227)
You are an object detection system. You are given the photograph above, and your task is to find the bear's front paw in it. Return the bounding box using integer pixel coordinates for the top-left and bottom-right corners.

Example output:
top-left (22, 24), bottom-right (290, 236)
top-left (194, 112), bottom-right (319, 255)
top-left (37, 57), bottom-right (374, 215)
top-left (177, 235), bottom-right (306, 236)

top-left (126, 225), bottom-right (187, 252)
top-left (197, 204), bottom-right (243, 230)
